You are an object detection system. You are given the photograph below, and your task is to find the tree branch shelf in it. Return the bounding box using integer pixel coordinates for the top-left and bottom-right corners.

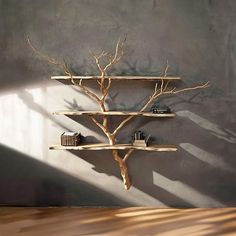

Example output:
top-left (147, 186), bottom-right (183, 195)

top-left (53, 110), bottom-right (176, 117)
top-left (51, 75), bottom-right (181, 81)
top-left (50, 143), bottom-right (177, 151)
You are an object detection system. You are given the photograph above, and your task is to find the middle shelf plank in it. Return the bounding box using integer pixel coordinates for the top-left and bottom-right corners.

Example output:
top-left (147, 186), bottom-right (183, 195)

top-left (53, 110), bottom-right (176, 117)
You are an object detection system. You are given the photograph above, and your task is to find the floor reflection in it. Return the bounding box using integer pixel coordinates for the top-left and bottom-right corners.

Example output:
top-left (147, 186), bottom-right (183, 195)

top-left (1, 207), bottom-right (236, 236)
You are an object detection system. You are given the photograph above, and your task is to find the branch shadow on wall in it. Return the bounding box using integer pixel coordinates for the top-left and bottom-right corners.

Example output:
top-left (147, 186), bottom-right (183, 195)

top-left (17, 90), bottom-right (70, 131)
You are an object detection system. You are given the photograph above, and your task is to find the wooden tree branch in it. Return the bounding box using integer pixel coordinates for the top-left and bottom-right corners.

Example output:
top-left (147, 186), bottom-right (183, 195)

top-left (70, 78), bottom-right (102, 106)
top-left (112, 150), bottom-right (132, 190)
top-left (28, 37), bottom-right (132, 189)
top-left (112, 63), bottom-right (210, 136)
top-left (90, 38), bottom-right (125, 101)
top-left (123, 149), bottom-right (134, 162)
top-left (168, 81), bottom-right (210, 94)
top-left (27, 37), bottom-right (71, 76)
top-left (90, 38), bottom-right (131, 190)
top-left (89, 115), bottom-right (113, 143)
top-left (112, 115), bottom-right (134, 136)
top-left (103, 37), bottom-right (125, 72)
top-left (100, 78), bottom-right (112, 102)
top-left (89, 38), bottom-right (125, 137)
top-left (90, 114), bottom-right (132, 190)
top-left (140, 81), bottom-right (210, 114)
top-left (90, 51), bottom-right (107, 99)
top-left (90, 50), bottom-right (106, 75)
top-left (27, 38), bottom-right (104, 110)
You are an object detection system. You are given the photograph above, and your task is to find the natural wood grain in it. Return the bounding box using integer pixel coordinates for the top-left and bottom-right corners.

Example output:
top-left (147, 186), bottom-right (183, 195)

top-left (53, 110), bottom-right (176, 117)
top-left (51, 75), bottom-right (181, 81)
top-left (49, 143), bottom-right (177, 151)
top-left (1, 208), bottom-right (236, 236)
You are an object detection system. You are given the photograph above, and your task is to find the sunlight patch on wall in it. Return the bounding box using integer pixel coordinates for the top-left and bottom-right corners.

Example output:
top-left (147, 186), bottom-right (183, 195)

top-left (153, 171), bottom-right (225, 207)
top-left (180, 143), bottom-right (236, 173)
top-left (177, 110), bottom-right (236, 143)
top-left (0, 89), bottom-right (43, 159)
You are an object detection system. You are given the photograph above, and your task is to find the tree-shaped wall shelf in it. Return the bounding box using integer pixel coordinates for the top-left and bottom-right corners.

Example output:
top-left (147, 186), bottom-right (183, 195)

top-left (28, 37), bottom-right (209, 190)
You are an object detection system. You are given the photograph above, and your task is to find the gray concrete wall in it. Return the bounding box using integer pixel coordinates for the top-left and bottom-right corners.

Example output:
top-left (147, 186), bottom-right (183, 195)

top-left (0, 0), bottom-right (235, 207)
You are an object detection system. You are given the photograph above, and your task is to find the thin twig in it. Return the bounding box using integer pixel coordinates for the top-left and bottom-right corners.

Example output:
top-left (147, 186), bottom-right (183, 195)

top-left (90, 115), bottom-right (112, 141)
top-left (71, 78), bottom-right (101, 105)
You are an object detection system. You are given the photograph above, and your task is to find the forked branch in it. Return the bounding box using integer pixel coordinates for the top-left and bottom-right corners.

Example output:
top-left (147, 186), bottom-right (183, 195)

top-left (90, 37), bottom-right (125, 99)
top-left (113, 64), bottom-right (210, 135)
top-left (123, 149), bottom-right (134, 162)
top-left (112, 150), bottom-right (132, 190)
top-left (27, 38), bottom-right (104, 109)
top-left (27, 38), bottom-right (71, 76)
top-left (71, 78), bottom-right (101, 105)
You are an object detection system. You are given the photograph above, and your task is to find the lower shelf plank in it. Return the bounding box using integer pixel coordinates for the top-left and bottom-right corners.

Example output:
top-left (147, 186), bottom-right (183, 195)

top-left (49, 143), bottom-right (177, 152)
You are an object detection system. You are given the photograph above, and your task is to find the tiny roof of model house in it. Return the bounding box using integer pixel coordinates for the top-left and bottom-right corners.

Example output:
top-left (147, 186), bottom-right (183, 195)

top-left (62, 132), bottom-right (81, 136)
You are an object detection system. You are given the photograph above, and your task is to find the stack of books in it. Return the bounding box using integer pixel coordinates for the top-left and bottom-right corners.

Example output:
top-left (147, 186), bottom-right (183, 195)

top-left (61, 132), bottom-right (81, 146)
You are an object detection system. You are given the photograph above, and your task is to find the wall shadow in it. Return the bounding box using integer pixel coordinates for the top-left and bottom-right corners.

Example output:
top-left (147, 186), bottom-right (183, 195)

top-left (0, 144), bottom-right (129, 206)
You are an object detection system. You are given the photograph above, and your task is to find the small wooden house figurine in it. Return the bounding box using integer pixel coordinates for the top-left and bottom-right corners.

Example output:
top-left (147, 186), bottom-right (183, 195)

top-left (151, 103), bottom-right (171, 114)
top-left (132, 131), bottom-right (150, 147)
top-left (61, 132), bottom-right (81, 146)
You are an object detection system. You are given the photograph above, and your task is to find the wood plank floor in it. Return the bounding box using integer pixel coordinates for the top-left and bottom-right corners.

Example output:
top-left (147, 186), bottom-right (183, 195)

top-left (0, 208), bottom-right (236, 236)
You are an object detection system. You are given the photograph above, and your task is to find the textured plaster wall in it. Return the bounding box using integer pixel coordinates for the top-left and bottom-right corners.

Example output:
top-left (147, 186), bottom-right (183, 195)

top-left (0, 0), bottom-right (235, 206)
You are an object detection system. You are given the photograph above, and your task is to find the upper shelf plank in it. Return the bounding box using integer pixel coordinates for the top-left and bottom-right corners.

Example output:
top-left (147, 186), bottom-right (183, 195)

top-left (53, 110), bottom-right (176, 117)
top-left (50, 143), bottom-right (177, 152)
top-left (51, 75), bottom-right (181, 81)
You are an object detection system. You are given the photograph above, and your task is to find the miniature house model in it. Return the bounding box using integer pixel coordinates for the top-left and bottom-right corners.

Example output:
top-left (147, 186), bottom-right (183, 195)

top-left (132, 131), bottom-right (150, 147)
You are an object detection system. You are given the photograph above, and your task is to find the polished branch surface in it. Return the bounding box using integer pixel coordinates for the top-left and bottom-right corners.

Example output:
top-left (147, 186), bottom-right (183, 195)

top-left (0, 208), bottom-right (236, 236)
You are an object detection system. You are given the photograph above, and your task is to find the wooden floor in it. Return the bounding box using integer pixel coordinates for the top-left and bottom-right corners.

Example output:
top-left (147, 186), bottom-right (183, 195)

top-left (0, 208), bottom-right (236, 236)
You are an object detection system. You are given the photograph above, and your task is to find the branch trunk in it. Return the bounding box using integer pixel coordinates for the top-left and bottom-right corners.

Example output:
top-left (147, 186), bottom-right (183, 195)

top-left (108, 135), bottom-right (131, 189)
top-left (112, 149), bottom-right (132, 190)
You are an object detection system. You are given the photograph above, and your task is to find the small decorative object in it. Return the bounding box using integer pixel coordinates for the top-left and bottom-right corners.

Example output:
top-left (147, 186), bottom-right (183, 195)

top-left (132, 131), bottom-right (150, 147)
top-left (61, 132), bottom-right (81, 146)
top-left (151, 103), bottom-right (171, 114)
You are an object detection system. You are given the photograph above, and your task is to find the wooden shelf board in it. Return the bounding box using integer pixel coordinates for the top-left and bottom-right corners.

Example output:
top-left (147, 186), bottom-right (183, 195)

top-left (51, 75), bottom-right (181, 81)
top-left (49, 143), bottom-right (177, 152)
top-left (53, 110), bottom-right (176, 117)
